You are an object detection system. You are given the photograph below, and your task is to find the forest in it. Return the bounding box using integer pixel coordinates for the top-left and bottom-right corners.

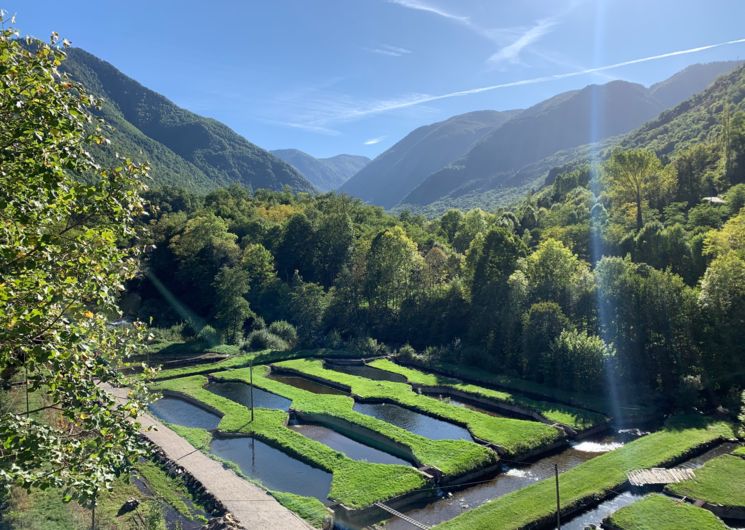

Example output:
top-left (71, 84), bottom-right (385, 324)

top-left (134, 109), bottom-right (745, 416)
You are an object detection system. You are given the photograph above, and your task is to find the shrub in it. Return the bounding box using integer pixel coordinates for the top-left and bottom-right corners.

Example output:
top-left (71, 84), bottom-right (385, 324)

top-left (244, 329), bottom-right (289, 352)
top-left (268, 320), bottom-right (298, 347)
top-left (196, 325), bottom-right (220, 347)
top-left (550, 329), bottom-right (615, 392)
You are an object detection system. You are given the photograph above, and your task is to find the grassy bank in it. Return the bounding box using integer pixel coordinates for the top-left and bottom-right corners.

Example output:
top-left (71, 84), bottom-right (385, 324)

top-left (367, 358), bottom-right (607, 431)
top-left (152, 375), bottom-right (428, 509)
top-left (606, 494), bottom-right (728, 530)
top-left (273, 359), bottom-right (563, 457)
top-left (665, 454), bottom-right (745, 508)
top-left (435, 416), bottom-right (735, 530)
top-left (214, 365), bottom-right (495, 476)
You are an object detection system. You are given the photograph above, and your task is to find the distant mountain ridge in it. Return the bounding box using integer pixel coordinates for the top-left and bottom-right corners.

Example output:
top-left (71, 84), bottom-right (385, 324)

top-left (340, 61), bottom-right (741, 211)
top-left (61, 48), bottom-right (315, 193)
top-left (339, 109), bottom-right (521, 208)
top-left (271, 149), bottom-right (370, 191)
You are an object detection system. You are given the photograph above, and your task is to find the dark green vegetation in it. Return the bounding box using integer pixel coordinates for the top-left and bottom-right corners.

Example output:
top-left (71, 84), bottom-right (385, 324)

top-left (605, 494), bottom-right (729, 530)
top-left (435, 417), bottom-right (735, 530)
top-left (665, 454), bottom-right (745, 508)
top-left (340, 110), bottom-right (519, 208)
top-left (61, 48), bottom-right (315, 193)
top-left (271, 149), bottom-right (370, 192)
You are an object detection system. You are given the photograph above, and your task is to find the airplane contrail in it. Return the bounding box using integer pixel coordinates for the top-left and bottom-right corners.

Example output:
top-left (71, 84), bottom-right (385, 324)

top-left (342, 37), bottom-right (745, 121)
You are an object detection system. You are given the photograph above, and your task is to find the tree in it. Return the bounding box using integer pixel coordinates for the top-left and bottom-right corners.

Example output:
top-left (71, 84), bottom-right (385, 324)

top-left (275, 213), bottom-right (316, 281)
top-left (212, 266), bottom-right (253, 344)
top-left (364, 227), bottom-right (422, 312)
top-left (0, 26), bottom-right (150, 505)
top-left (603, 149), bottom-right (667, 230)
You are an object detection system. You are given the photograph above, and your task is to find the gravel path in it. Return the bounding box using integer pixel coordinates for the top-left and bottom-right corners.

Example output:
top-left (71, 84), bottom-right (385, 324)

top-left (103, 383), bottom-right (315, 530)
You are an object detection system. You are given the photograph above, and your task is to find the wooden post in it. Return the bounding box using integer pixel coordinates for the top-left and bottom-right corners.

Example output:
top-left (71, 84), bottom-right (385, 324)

top-left (249, 359), bottom-right (254, 422)
top-left (555, 463), bottom-right (561, 529)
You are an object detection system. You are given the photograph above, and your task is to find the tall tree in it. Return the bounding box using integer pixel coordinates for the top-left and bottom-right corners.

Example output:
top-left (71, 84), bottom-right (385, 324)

top-left (603, 149), bottom-right (666, 230)
top-left (0, 26), bottom-right (150, 505)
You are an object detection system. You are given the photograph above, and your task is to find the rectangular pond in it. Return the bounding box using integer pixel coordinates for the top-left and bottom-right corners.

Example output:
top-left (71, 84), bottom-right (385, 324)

top-left (290, 423), bottom-right (412, 466)
top-left (267, 372), bottom-right (349, 395)
top-left (206, 380), bottom-right (292, 410)
top-left (353, 402), bottom-right (473, 441)
top-left (325, 363), bottom-right (409, 383)
top-left (148, 396), bottom-right (221, 430)
top-left (435, 395), bottom-right (506, 418)
top-left (209, 436), bottom-right (332, 503)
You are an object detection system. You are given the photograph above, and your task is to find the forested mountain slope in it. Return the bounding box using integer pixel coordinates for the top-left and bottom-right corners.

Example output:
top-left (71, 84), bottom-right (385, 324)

top-left (339, 110), bottom-right (520, 208)
top-left (398, 61), bottom-right (741, 212)
top-left (61, 48), bottom-right (315, 193)
top-left (271, 149), bottom-right (370, 191)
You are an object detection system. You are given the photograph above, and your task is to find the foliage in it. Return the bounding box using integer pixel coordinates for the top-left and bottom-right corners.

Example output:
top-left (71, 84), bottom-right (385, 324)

top-left (0, 22), bottom-right (151, 506)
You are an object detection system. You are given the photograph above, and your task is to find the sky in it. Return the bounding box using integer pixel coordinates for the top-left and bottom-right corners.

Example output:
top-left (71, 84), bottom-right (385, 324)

top-left (5, 1), bottom-right (745, 158)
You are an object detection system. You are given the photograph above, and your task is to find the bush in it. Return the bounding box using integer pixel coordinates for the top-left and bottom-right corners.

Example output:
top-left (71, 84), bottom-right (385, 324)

top-left (268, 320), bottom-right (298, 347)
top-left (196, 325), bottom-right (220, 347)
top-left (550, 329), bottom-right (615, 392)
top-left (244, 329), bottom-right (289, 352)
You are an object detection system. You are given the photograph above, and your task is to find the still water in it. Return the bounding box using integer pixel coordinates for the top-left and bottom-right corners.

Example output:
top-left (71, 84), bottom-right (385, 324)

top-left (353, 402), bottom-right (473, 441)
top-left (149, 397), bottom-right (221, 430)
top-left (206, 380), bottom-right (292, 410)
top-left (267, 372), bottom-right (349, 395)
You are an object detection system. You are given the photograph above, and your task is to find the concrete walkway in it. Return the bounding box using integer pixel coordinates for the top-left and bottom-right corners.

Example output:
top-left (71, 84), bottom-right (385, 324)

top-left (104, 384), bottom-right (314, 530)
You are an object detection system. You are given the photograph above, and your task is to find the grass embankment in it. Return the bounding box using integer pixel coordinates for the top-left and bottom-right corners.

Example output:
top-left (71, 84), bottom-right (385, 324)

top-left (398, 357), bottom-right (657, 419)
top-left (274, 359), bottom-right (562, 457)
top-left (733, 445), bottom-right (745, 457)
top-left (665, 454), bottom-right (745, 508)
top-left (153, 375), bottom-right (428, 510)
top-left (214, 365), bottom-right (495, 476)
top-left (606, 494), bottom-right (729, 530)
top-left (435, 416), bottom-right (735, 530)
top-left (368, 359), bottom-right (606, 431)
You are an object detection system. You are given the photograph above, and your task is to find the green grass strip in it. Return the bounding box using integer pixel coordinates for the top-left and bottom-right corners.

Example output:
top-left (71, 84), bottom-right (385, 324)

top-left (368, 359), bottom-right (607, 431)
top-left (274, 359), bottom-right (562, 457)
top-left (606, 494), bottom-right (729, 530)
top-left (665, 454), bottom-right (745, 508)
top-left (214, 365), bottom-right (495, 476)
top-left (152, 375), bottom-right (427, 509)
top-left (435, 416), bottom-right (735, 530)
top-left (733, 445), bottom-right (745, 457)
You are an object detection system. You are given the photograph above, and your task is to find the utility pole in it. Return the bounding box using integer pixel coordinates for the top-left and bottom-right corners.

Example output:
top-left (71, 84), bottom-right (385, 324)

top-left (555, 463), bottom-right (561, 530)
top-left (249, 359), bottom-right (254, 422)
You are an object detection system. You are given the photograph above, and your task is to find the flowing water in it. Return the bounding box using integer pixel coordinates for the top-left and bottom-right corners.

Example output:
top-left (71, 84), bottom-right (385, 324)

top-left (325, 363), bottom-right (408, 383)
top-left (206, 380), bottom-right (292, 410)
top-left (148, 396), bottom-right (221, 429)
top-left (267, 372), bottom-right (349, 395)
top-left (290, 423), bottom-right (412, 466)
top-left (383, 432), bottom-right (632, 530)
top-left (353, 402), bottom-right (473, 441)
top-left (209, 436), bottom-right (333, 502)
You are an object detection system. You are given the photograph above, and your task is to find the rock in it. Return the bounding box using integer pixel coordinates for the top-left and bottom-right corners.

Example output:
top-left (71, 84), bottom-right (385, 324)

top-left (201, 513), bottom-right (242, 529)
top-left (116, 498), bottom-right (140, 516)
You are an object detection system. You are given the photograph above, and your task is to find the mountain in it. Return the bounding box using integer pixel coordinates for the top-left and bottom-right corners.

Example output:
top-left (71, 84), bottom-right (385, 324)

top-left (401, 61), bottom-right (742, 210)
top-left (339, 110), bottom-right (521, 208)
top-left (61, 48), bottom-right (315, 193)
top-left (270, 149), bottom-right (370, 191)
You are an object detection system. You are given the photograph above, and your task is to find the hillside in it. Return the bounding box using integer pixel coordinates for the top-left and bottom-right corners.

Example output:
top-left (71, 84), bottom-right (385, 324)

top-left (61, 48), bottom-right (315, 193)
top-left (339, 110), bottom-right (520, 208)
top-left (401, 62), bottom-right (741, 210)
top-left (271, 149), bottom-right (370, 191)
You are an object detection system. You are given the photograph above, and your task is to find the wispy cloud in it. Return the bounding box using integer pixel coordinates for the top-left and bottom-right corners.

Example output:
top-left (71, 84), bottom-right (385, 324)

top-left (366, 44), bottom-right (413, 57)
top-left (387, 0), bottom-right (468, 22)
top-left (488, 18), bottom-right (559, 65)
top-left (364, 136), bottom-right (386, 145)
top-left (283, 36), bottom-right (745, 130)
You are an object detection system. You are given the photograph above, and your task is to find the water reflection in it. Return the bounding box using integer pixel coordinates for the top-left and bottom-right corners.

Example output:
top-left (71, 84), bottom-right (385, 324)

top-left (267, 372), bottom-right (349, 395)
top-left (326, 363), bottom-right (408, 383)
top-left (353, 402), bottom-right (473, 441)
top-left (206, 380), bottom-right (291, 410)
top-left (149, 397), bottom-right (221, 430)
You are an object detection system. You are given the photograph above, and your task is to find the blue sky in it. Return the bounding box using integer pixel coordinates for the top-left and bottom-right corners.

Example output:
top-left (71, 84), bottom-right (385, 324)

top-left (5, 1), bottom-right (745, 158)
